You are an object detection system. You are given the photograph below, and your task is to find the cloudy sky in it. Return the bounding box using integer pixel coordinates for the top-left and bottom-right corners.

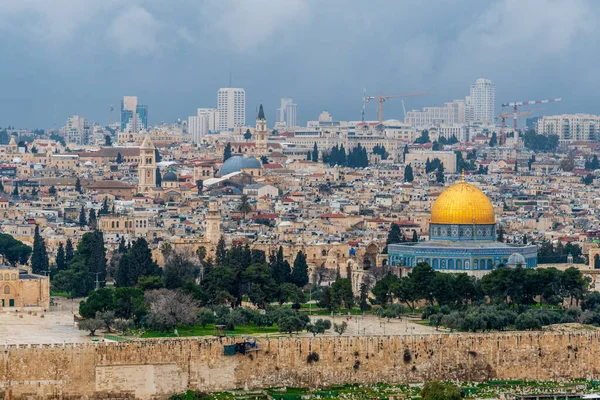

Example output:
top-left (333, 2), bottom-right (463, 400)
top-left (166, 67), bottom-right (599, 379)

top-left (0, 0), bottom-right (598, 128)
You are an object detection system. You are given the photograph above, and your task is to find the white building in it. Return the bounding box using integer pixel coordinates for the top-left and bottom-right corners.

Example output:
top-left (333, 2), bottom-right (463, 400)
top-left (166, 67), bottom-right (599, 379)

top-left (405, 99), bottom-right (470, 128)
top-left (469, 78), bottom-right (495, 125)
top-left (217, 88), bottom-right (245, 131)
top-left (277, 98), bottom-right (297, 128)
top-left (63, 115), bottom-right (91, 145)
top-left (188, 108), bottom-right (219, 143)
top-left (537, 114), bottom-right (600, 142)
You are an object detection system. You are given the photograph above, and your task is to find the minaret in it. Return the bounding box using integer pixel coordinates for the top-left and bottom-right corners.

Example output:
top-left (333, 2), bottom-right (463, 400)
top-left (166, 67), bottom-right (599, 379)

top-left (205, 201), bottom-right (221, 245)
top-left (138, 135), bottom-right (156, 194)
top-left (255, 104), bottom-right (268, 154)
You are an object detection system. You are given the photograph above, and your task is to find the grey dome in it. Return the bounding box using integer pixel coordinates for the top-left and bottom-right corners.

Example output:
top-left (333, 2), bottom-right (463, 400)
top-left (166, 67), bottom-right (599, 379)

top-left (220, 156), bottom-right (262, 177)
top-left (507, 253), bottom-right (526, 268)
top-left (163, 171), bottom-right (177, 182)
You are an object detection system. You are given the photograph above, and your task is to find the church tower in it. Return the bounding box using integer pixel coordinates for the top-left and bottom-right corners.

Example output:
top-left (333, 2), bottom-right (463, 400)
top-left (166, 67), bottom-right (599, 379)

top-left (255, 104), bottom-right (268, 154)
top-left (7, 136), bottom-right (17, 154)
top-left (205, 201), bottom-right (221, 245)
top-left (138, 135), bottom-right (156, 194)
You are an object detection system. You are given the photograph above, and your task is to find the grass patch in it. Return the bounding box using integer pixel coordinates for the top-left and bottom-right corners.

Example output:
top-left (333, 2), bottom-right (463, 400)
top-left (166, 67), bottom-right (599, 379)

top-left (140, 323), bottom-right (281, 338)
top-left (50, 291), bottom-right (70, 298)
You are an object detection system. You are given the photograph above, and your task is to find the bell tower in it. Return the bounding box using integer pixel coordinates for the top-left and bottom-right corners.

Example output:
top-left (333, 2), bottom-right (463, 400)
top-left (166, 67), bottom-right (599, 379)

top-left (205, 201), bottom-right (221, 245)
top-left (138, 135), bottom-right (156, 194)
top-left (255, 104), bottom-right (268, 154)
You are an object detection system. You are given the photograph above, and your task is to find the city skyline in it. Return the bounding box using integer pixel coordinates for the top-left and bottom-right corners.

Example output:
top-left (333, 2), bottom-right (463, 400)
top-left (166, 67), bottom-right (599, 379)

top-left (1, 0), bottom-right (599, 128)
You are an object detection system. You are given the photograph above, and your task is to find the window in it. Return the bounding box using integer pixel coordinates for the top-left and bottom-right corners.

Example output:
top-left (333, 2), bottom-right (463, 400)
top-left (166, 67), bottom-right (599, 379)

top-left (4, 286), bottom-right (9, 294)
top-left (11, 274), bottom-right (16, 280)
top-left (4, 274), bottom-right (8, 280)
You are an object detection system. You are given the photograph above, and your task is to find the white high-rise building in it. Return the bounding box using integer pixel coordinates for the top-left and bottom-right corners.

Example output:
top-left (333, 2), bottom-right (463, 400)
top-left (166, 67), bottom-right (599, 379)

top-left (469, 78), bottom-right (496, 125)
top-left (405, 99), bottom-right (469, 128)
top-left (537, 114), bottom-right (600, 142)
top-left (63, 115), bottom-right (92, 145)
top-left (217, 88), bottom-right (245, 131)
top-left (277, 98), bottom-right (297, 128)
top-left (188, 108), bottom-right (219, 143)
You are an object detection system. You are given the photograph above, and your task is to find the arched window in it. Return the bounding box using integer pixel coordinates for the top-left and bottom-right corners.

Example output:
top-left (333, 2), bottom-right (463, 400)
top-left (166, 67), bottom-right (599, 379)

top-left (11, 274), bottom-right (16, 280)
top-left (4, 285), bottom-right (9, 294)
top-left (487, 260), bottom-right (493, 270)
top-left (448, 259), bottom-right (454, 269)
top-left (432, 259), bottom-right (439, 269)
top-left (4, 274), bottom-right (8, 280)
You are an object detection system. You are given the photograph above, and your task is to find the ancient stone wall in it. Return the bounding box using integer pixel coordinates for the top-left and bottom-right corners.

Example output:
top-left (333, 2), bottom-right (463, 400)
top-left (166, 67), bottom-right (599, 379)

top-left (2, 332), bottom-right (600, 399)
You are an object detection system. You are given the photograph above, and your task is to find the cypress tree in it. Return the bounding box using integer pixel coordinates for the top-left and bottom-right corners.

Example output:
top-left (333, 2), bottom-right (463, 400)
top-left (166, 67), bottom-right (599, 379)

top-left (56, 242), bottom-right (66, 272)
top-left (223, 143), bottom-right (232, 161)
top-left (290, 250), bottom-right (309, 287)
top-left (88, 209), bottom-right (97, 228)
top-left (12, 182), bottom-right (18, 197)
top-left (75, 178), bottom-right (82, 194)
top-left (65, 238), bottom-right (74, 263)
top-left (306, 151), bottom-right (311, 161)
top-left (100, 197), bottom-right (109, 215)
top-left (156, 167), bottom-right (162, 187)
top-left (31, 225), bottom-right (49, 274)
top-left (78, 206), bottom-right (86, 227)
top-left (118, 237), bottom-right (127, 254)
top-left (404, 164), bottom-right (414, 182)
top-left (116, 237), bottom-right (158, 287)
top-left (312, 143), bottom-right (319, 162)
top-left (216, 236), bottom-right (227, 265)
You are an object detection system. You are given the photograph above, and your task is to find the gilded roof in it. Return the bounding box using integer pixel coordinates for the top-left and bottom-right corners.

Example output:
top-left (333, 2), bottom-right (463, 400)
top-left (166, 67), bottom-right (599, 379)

top-left (430, 181), bottom-right (495, 225)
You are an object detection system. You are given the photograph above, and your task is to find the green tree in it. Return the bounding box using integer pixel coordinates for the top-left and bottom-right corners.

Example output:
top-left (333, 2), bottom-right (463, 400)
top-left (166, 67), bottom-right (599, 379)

top-left (312, 143), bottom-right (319, 162)
top-left (270, 246), bottom-right (291, 284)
top-left (116, 238), bottom-right (159, 287)
top-left (359, 283), bottom-right (371, 311)
top-left (156, 167), bottom-right (162, 187)
top-left (31, 225), bottom-right (49, 275)
top-left (75, 178), bottom-right (82, 194)
top-left (306, 151), bottom-right (312, 161)
top-left (113, 287), bottom-right (146, 321)
top-left (404, 164), bottom-right (414, 182)
top-left (290, 251), bottom-right (309, 287)
top-left (223, 142), bottom-right (232, 161)
top-left (88, 209), bottom-right (97, 228)
top-left (104, 135), bottom-right (112, 146)
top-left (79, 288), bottom-right (114, 319)
top-left (48, 185), bottom-right (56, 195)
top-left (100, 197), bottom-right (109, 215)
top-left (435, 163), bottom-right (445, 183)
top-left (65, 238), bottom-right (74, 263)
top-left (244, 129), bottom-right (252, 140)
top-left (215, 236), bottom-right (227, 265)
top-left (116, 152), bottom-right (123, 164)
top-left (237, 194), bottom-right (252, 220)
top-left (414, 130), bottom-right (430, 144)
top-left (384, 223), bottom-right (405, 253)
top-left (307, 319), bottom-right (331, 336)
top-left (241, 263), bottom-right (277, 309)
top-left (329, 278), bottom-right (354, 310)
top-left (163, 251), bottom-right (200, 289)
top-left (489, 132), bottom-right (498, 147)
top-left (55, 242), bottom-right (66, 272)
top-left (78, 206), bottom-right (86, 227)
top-left (12, 182), bottom-right (18, 197)
top-left (420, 380), bottom-right (461, 400)
top-left (410, 262), bottom-right (436, 305)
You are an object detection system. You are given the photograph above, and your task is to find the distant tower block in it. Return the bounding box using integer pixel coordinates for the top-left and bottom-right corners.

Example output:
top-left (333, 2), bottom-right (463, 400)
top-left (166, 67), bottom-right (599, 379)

top-left (205, 202), bottom-right (221, 245)
top-left (138, 135), bottom-right (156, 194)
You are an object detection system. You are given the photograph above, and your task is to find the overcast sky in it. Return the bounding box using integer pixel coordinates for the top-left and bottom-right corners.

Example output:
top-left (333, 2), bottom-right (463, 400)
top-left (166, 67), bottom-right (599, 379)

top-left (0, 0), bottom-right (598, 129)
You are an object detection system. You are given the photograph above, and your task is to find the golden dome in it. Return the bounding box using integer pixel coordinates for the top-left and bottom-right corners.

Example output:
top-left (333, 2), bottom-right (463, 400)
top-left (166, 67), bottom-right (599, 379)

top-left (430, 182), bottom-right (495, 225)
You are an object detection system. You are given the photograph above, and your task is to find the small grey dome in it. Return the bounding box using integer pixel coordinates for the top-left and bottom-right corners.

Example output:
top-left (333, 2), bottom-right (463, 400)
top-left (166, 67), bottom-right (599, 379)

top-left (219, 155), bottom-right (262, 177)
top-left (507, 253), bottom-right (526, 268)
top-left (163, 171), bottom-right (177, 182)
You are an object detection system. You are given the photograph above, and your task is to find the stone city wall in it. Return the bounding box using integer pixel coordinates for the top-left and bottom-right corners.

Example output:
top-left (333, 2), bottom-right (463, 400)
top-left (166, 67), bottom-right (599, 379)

top-left (2, 332), bottom-right (600, 399)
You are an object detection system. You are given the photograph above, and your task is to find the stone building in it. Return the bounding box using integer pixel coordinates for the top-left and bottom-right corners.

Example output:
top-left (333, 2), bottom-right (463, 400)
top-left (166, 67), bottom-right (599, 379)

top-left (0, 266), bottom-right (50, 310)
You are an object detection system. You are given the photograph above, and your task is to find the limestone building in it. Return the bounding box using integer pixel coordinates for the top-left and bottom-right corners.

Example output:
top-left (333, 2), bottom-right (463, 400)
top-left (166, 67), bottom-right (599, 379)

top-left (0, 266), bottom-right (50, 310)
top-left (138, 136), bottom-right (156, 194)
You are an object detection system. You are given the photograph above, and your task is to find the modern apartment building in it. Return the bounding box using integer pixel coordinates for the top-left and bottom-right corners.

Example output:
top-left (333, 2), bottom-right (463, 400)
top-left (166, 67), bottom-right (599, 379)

top-left (537, 114), bottom-right (600, 142)
top-left (63, 115), bottom-right (92, 145)
top-left (188, 108), bottom-right (219, 143)
top-left (405, 99), bottom-right (470, 127)
top-left (217, 88), bottom-right (245, 131)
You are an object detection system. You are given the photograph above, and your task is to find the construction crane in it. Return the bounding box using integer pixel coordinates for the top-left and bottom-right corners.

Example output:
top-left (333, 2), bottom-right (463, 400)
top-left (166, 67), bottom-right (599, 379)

top-left (496, 110), bottom-right (533, 145)
top-left (501, 98), bottom-right (561, 131)
top-left (365, 91), bottom-right (432, 122)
